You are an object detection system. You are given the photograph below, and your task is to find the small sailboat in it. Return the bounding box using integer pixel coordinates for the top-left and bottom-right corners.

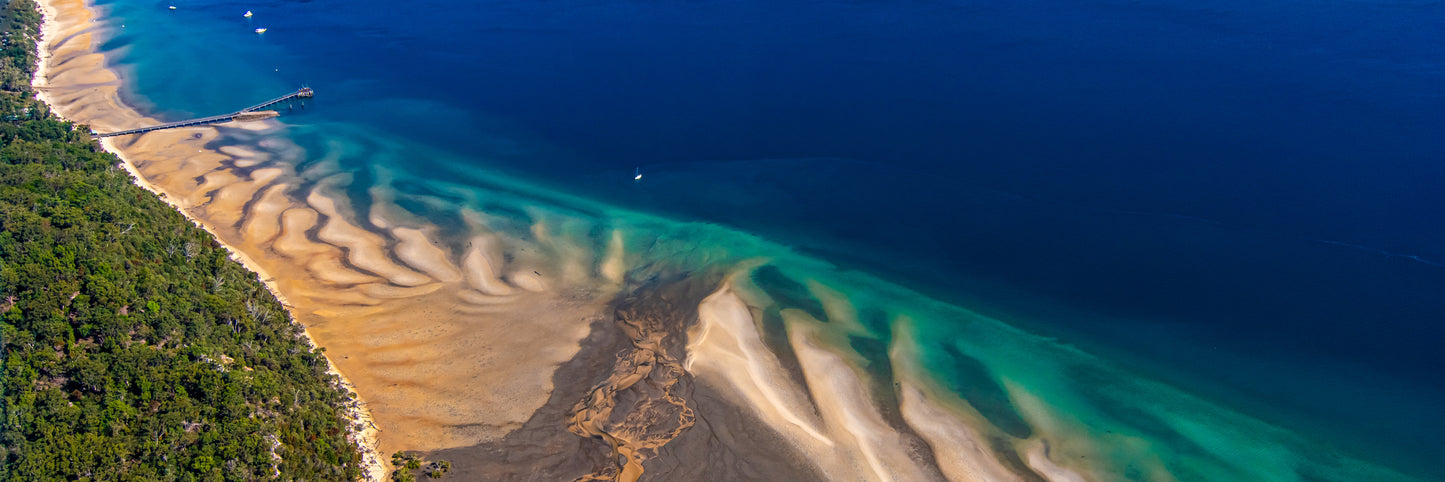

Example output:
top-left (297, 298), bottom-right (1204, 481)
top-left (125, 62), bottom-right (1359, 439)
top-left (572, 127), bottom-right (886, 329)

top-left (634, 167), bottom-right (643, 181)
top-left (254, 27), bottom-right (267, 34)
top-left (243, 10), bottom-right (253, 17)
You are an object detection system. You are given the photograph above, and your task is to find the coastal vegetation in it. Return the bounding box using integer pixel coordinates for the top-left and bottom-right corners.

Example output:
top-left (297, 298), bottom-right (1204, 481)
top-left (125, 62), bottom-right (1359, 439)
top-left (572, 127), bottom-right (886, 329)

top-left (0, 0), bottom-right (364, 479)
top-left (389, 452), bottom-right (449, 480)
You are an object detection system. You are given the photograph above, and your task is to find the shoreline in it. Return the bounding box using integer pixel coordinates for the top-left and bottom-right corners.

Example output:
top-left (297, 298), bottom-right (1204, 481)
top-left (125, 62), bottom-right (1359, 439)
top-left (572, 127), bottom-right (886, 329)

top-left (22, 1), bottom-right (1426, 480)
top-left (26, 0), bottom-right (618, 469)
top-left (23, 3), bottom-right (1019, 476)
top-left (23, 7), bottom-right (1078, 470)
top-left (31, 0), bottom-right (387, 479)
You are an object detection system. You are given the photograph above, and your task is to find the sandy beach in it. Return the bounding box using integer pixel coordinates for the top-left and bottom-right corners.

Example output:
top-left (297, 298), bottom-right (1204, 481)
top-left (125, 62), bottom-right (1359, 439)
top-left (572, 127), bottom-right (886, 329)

top-left (32, 1), bottom-right (388, 480)
top-left (29, 0), bottom-right (1100, 480)
top-left (31, 0), bottom-right (624, 477)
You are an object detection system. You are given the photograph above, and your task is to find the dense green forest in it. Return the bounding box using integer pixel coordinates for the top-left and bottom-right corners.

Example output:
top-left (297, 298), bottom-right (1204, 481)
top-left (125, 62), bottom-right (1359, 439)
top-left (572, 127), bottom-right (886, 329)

top-left (0, 0), bottom-right (365, 479)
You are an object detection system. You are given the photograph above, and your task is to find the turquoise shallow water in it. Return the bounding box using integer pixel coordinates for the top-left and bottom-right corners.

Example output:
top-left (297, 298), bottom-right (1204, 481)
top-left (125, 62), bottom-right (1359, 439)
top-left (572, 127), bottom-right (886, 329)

top-left (85, 0), bottom-right (1445, 479)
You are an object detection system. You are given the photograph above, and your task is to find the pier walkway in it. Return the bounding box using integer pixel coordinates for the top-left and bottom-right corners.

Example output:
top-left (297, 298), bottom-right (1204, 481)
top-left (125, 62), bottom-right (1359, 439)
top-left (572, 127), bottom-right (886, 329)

top-left (93, 87), bottom-right (313, 138)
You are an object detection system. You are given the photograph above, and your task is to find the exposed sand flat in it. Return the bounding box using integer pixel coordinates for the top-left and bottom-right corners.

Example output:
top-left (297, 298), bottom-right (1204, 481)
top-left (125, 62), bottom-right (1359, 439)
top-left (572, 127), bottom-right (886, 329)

top-left (392, 227), bottom-right (463, 282)
top-left (201, 174), bottom-right (259, 227)
top-left (455, 288), bottom-right (518, 305)
top-left (195, 169), bottom-right (240, 196)
top-left (504, 269), bottom-right (548, 292)
top-left (884, 319), bottom-right (1028, 482)
top-left (220, 145), bottom-right (261, 158)
top-left (247, 166), bottom-right (285, 185)
top-left (1024, 440), bottom-right (1090, 482)
top-left (299, 287), bottom-right (607, 451)
top-left (220, 145), bottom-right (272, 168)
top-left (307, 304), bottom-right (391, 320)
top-left (806, 280), bottom-right (860, 328)
top-left (690, 281), bottom-right (943, 481)
top-left (898, 381), bottom-right (1024, 482)
top-left (786, 314), bottom-right (937, 482)
top-left (688, 277), bottom-right (1104, 482)
top-left (287, 284), bottom-right (386, 307)
top-left (461, 234), bottom-right (515, 296)
top-left (232, 157), bottom-right (264, 168)
top-left (687, 282), bottom-right (834, 449)
top-left (358, 282), bottom-right (445, 299)
top-left (242, 184), bottom-right (292, 244)
top-left (307, 255), bottom-right (385, 286)
top-left (230, 119), bottom-right (277, 131)
top-left (272, 208), bottom-right (331, 259)
top-left (308, 190), bottom-right (433, 287)
top-left (449, 303), bottom-right (515, 316)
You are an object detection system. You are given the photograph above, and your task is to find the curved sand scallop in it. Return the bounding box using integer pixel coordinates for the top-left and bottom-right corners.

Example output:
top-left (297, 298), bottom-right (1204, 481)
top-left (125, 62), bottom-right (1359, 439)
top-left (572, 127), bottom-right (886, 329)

top-left (272, 208), bottom-right (333, 259)
top-left (897, 381), bottom-right (1024, 482)
top-left (241, 184), bottom-right (292, 245)
top-left (461, 234), bottom-right (515, 296)
top-left (38, 1), bottom-right (1101, 479)
top-left (308, 190), bottom-right (432, 287)
top-left (392, 227), bottom-right (463, 283)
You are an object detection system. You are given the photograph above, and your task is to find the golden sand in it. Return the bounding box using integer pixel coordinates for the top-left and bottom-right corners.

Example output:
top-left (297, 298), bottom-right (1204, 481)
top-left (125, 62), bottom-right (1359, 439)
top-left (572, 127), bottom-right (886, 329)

top-left (34, 0), bottom-right (624, 478)
top-left (34, 1), bottom-right (1100, 480)
top-left (687, 277), bottom-right (1093, 482)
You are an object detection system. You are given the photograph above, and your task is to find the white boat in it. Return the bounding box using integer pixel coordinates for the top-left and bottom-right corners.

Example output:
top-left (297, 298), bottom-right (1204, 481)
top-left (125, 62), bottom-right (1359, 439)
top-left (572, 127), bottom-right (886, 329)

top-left (634, 167), bottom-right (643, 181)
top-left (254, 27), bottom-right (267, 33)
top-left (168, 5), bottom-right (176, 10)
top-left (244, 10), bottom-right (253, 17)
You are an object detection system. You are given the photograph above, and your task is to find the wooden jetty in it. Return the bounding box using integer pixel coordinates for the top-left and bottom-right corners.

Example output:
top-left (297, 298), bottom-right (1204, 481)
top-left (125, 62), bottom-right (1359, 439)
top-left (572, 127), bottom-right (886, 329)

top-left (93, 87), bottom-right (312, 138)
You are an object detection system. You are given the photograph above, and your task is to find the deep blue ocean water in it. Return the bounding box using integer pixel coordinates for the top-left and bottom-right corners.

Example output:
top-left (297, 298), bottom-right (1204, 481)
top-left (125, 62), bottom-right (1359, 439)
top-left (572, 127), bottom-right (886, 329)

top-left (96, 0), bottom-right (1443, 476)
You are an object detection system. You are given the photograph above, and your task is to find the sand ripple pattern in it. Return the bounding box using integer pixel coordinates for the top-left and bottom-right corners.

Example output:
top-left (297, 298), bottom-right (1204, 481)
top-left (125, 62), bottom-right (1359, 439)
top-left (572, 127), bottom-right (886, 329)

top-left (36, 10), bottom-right (1054, 478)
top-left (35, 10), bottom-right (628, 472)
top-left (39, 2), bottom-right (1417, 481)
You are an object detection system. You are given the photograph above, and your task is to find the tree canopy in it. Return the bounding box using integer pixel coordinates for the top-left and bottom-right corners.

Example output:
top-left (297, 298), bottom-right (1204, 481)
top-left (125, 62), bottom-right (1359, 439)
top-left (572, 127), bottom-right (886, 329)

top-left (0, 1), bottom-right (364, 479)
